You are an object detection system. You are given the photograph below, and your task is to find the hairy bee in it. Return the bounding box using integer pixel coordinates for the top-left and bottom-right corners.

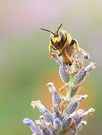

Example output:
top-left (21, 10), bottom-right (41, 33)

top-left (41, 24), bottom-right (89, 65)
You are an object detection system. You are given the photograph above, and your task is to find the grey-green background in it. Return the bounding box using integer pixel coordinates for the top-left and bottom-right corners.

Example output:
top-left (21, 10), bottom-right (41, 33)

top-left (0, 0), bottom-right (102, 135)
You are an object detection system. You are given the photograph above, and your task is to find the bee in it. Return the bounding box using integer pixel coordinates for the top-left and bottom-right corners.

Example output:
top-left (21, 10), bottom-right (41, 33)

top-left (41, 24), bottom-right (89, 65)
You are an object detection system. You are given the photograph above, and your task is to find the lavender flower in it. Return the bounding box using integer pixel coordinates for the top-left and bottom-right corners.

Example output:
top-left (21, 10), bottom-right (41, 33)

top-left (23, 118), bottom-right (42, 135)
top-left (74, 62), bottom-right (96, 85)
top-left (47, 82), bottom-right (61, 106)
top-left (70, 84), bottom-right (81, 97)
top-left (53, 54), bottom-right (70, 83)
top-left (31, 100), bottom-right (53, 123)
top-left (66, 95), bottom-right (88, 114)
top-left (23, 49), bottom-right (96, 134)
top-left (53, 118), bottom-right (63, 132)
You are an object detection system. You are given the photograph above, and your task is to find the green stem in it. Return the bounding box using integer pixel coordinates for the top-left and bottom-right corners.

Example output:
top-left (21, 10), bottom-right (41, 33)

top-left (66, 87), bottom-right (71, 100)
top-left (66, 73), bottom-right (75, 100)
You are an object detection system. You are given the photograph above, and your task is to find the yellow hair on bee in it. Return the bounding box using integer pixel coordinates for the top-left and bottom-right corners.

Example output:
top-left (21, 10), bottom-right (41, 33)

top-left (52, 36), bottom-right (61, 43)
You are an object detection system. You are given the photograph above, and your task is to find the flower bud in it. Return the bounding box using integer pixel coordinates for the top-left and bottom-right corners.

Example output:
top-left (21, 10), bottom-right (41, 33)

top-left (74, 68), bottom-right (87, 84)
top-left (62, 115), bottom-right (73, 130)
top-left (35, 120), bottom-right (50, 135)
top-left (53, 118), bottom-right (62, 132)
top-left (52, 54), bottom-right (70, 83)
top-left (85, 62), bottom-right (96, 72)
top-left (71, 85), bottom-right (80, 97)
top-left (52, 106), bottom-right (63, 120)
top-left (66, 101), bottom-right (78, 114)
top-left (59, 63), bottom-right (70, 83)
top-left (82, 108), bottom-right (95, 119)
top-left (74, 62), bottom-right (96, 84)
top-left (74, 116), bottom-right (82, 126)
top-left (31, 100), bottom-right (53, 123)
top-left (47, 82), bottom-right (61, 106)
top-left (22, 118), bottom-right (41, 135)
top-left (66, 95), bottom-right (88, 114)
top-left (76, 120), bottom-right (87, 131)
top-left (70, 109), bottom-right (85, 118)
top-left (75, 95), bottom-right (88, 103)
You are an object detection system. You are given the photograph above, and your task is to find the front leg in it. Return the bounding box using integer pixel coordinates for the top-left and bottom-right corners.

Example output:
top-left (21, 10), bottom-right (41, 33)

top-left (49, 45), bottom-right (56, 58)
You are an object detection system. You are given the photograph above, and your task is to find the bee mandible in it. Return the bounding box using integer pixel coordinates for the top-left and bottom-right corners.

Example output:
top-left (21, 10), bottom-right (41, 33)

top-left (41, 24), bottom-right (89, 65)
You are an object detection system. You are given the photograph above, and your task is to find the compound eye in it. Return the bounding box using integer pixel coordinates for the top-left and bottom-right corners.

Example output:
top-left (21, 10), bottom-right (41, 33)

top-left (60, 31), bottom-right (65, 42)
top-left (50, 34), bottom-right (53, 39)
top-left (49, 34), bottom-right (53, 44)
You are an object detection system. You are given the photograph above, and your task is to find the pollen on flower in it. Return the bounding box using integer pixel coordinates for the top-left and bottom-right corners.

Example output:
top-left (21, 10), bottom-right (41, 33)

top-left (23, 36), bottom-right (96, 135)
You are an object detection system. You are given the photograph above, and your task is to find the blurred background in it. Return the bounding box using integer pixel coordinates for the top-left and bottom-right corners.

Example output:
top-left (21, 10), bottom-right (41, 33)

top-left (0, 0), bottom-right (102, 134)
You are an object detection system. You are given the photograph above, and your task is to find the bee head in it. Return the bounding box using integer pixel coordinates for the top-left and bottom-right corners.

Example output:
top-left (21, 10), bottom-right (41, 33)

top-left (41, 24), bottom-right (67, 49)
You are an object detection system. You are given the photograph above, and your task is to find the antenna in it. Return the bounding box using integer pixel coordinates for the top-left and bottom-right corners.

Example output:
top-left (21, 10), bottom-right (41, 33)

top-left (41, 28), bottom-right (55, 36)
top-left (41, 23), bottom-right (63, 37)
top-left (57, 23), bottom-right (63, 36)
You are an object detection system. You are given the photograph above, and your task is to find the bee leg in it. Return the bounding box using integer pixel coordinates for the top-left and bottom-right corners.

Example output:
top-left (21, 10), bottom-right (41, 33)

top-left (73, 39), bottom-right (90, 59)
top-left (64, 49), bottom-right (73, 65)
top-left (50, 53), bottom-right (56, 58)
top-left (49, 45), bottom-right (56, 58)
top-left (78, 47), bottom-right (90, 59)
